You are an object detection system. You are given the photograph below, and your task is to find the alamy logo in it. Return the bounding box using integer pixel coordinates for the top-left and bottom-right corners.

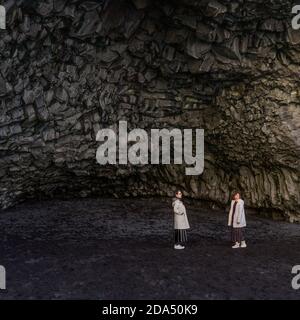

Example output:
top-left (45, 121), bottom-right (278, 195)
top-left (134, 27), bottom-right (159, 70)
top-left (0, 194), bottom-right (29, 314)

top-left (292, 5), bottom-right (300, 30)
top-left (291, 265), bottom-right (300, 290)
top-left (0, 5), bottom-right (6, 30)
top-left (0, 265), bottom-right (5, 290)
top-left (96, 121), bottom-right (204, 175)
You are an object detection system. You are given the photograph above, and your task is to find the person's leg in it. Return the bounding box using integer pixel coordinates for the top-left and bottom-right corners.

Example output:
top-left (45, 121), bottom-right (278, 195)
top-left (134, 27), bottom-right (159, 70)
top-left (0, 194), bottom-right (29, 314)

top-left (240, 228), bottom-right (247, 248)
top-left (240, 228), bottom-right (245, 241)
top-left (174, 229), bottom-right (179, 246)
top-left (181, 229), bottom-right (187, 246)
top-left (231, 227), bottom-right (235, 245)
top-left (232, 228), bottom-right (240, 248)
top-left (174, 229), bottom-right (185, 249)
top-left (180, 229), bottom-right (187, 246)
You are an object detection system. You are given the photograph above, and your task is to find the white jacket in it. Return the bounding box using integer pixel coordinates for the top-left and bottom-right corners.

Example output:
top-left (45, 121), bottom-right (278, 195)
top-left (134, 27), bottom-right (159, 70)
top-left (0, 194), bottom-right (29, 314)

top-left (172, 198), bottom-right (190, 230)
top-left (228, 199), bottom-right (246, 228)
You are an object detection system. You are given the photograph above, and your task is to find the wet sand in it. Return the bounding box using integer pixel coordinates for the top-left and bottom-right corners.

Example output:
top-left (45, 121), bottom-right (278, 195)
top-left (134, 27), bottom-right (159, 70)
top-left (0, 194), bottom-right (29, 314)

top-left (0, 198), bottom-right (299, 300)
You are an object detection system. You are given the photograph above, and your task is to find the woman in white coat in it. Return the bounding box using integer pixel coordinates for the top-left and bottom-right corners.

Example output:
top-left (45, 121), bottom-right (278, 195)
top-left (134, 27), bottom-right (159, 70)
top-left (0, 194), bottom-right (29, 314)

top-left (228, 192), bottom-right (247, 249)
top-left (172, 190), bottom-right (190, 250)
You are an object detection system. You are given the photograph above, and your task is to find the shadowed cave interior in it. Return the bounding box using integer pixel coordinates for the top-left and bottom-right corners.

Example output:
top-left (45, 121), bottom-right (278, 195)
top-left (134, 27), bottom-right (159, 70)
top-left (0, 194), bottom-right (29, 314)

top-left (0, 0), bottom-right (300, 300)
top-left (0, 0), bottom-right (300, 221)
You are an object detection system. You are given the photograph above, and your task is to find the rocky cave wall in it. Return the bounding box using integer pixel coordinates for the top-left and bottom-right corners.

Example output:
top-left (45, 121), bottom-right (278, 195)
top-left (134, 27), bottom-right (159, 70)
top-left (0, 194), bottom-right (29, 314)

top-left (0, 0), bottom-right (300, 221)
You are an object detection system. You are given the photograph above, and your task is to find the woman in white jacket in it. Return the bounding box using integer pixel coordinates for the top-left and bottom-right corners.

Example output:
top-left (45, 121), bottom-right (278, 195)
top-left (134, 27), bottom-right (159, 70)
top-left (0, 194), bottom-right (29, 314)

top-left (228, 192), bottom-right (247, 249)
top-left (172, 190), bottom-right (190, 250)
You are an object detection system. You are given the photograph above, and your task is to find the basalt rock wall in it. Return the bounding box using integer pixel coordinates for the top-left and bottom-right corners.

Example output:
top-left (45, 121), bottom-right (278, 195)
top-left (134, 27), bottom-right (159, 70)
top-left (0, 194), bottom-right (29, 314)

top-left (0, 0), bottom-right (300, 221)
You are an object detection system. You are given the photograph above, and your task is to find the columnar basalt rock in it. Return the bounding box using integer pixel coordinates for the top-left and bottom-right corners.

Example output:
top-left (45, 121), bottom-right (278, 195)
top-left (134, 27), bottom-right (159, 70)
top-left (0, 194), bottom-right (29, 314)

top-left (0, 0), bottom-right (299, 221)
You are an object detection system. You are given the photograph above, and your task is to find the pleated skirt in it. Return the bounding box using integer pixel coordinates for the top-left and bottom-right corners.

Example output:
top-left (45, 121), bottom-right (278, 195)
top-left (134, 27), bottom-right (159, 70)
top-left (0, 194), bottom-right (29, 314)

top-left (231, 227), bottom-right (245, 243)
top-left (174, 229), bottom-right (187, 244)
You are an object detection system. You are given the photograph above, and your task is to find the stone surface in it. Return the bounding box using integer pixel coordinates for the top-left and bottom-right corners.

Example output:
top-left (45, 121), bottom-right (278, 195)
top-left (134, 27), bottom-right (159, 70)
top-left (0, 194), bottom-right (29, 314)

top-left (0, 198), bottom-right (300, 299)
top-left (0, 0), bottom-right (299, 221)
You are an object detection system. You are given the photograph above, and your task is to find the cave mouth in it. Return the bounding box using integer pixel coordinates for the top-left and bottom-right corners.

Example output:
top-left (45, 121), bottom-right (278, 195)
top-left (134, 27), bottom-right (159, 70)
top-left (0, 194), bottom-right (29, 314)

top-left (0, 0), bottom-right (300, 221)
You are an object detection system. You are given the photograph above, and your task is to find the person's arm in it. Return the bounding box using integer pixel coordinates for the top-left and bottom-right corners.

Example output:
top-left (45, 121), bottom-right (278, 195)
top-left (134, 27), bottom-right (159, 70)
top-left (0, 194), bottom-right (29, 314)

top-left (174, 201), bottom-right (184, 215)
top-left (228, 201), bottom-right (233, 226)
top-left (236, 201), bottom-right (244, 224)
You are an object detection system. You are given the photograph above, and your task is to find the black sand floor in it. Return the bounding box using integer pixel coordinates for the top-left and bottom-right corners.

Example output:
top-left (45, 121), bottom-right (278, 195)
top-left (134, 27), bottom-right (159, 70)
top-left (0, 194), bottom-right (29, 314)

top-left (0, 198), bottom-right (299, 300)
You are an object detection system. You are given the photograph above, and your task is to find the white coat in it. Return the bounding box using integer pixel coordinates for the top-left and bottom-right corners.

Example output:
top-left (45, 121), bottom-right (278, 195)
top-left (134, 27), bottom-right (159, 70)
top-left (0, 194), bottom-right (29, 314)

top-left (228, 199), bottom-right (246, 228)
top-left (172, 198), bottom-right (190, 230)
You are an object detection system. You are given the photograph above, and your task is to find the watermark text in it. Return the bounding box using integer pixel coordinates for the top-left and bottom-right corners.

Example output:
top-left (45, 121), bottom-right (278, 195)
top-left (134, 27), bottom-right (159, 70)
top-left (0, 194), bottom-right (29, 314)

top-left (292, 265), bottom-right (300, 290)
top-left (96, 121), bottom-right (204, 176)
top-left (0, 265), bottom-right (6, 290)
top-left (0, 5), bottom-right (6, 30)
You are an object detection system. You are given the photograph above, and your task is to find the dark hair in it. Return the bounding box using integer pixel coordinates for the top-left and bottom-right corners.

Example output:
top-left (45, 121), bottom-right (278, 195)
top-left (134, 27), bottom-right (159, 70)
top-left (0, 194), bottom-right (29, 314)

top-left (232, 191), bottom-right (240, 200)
